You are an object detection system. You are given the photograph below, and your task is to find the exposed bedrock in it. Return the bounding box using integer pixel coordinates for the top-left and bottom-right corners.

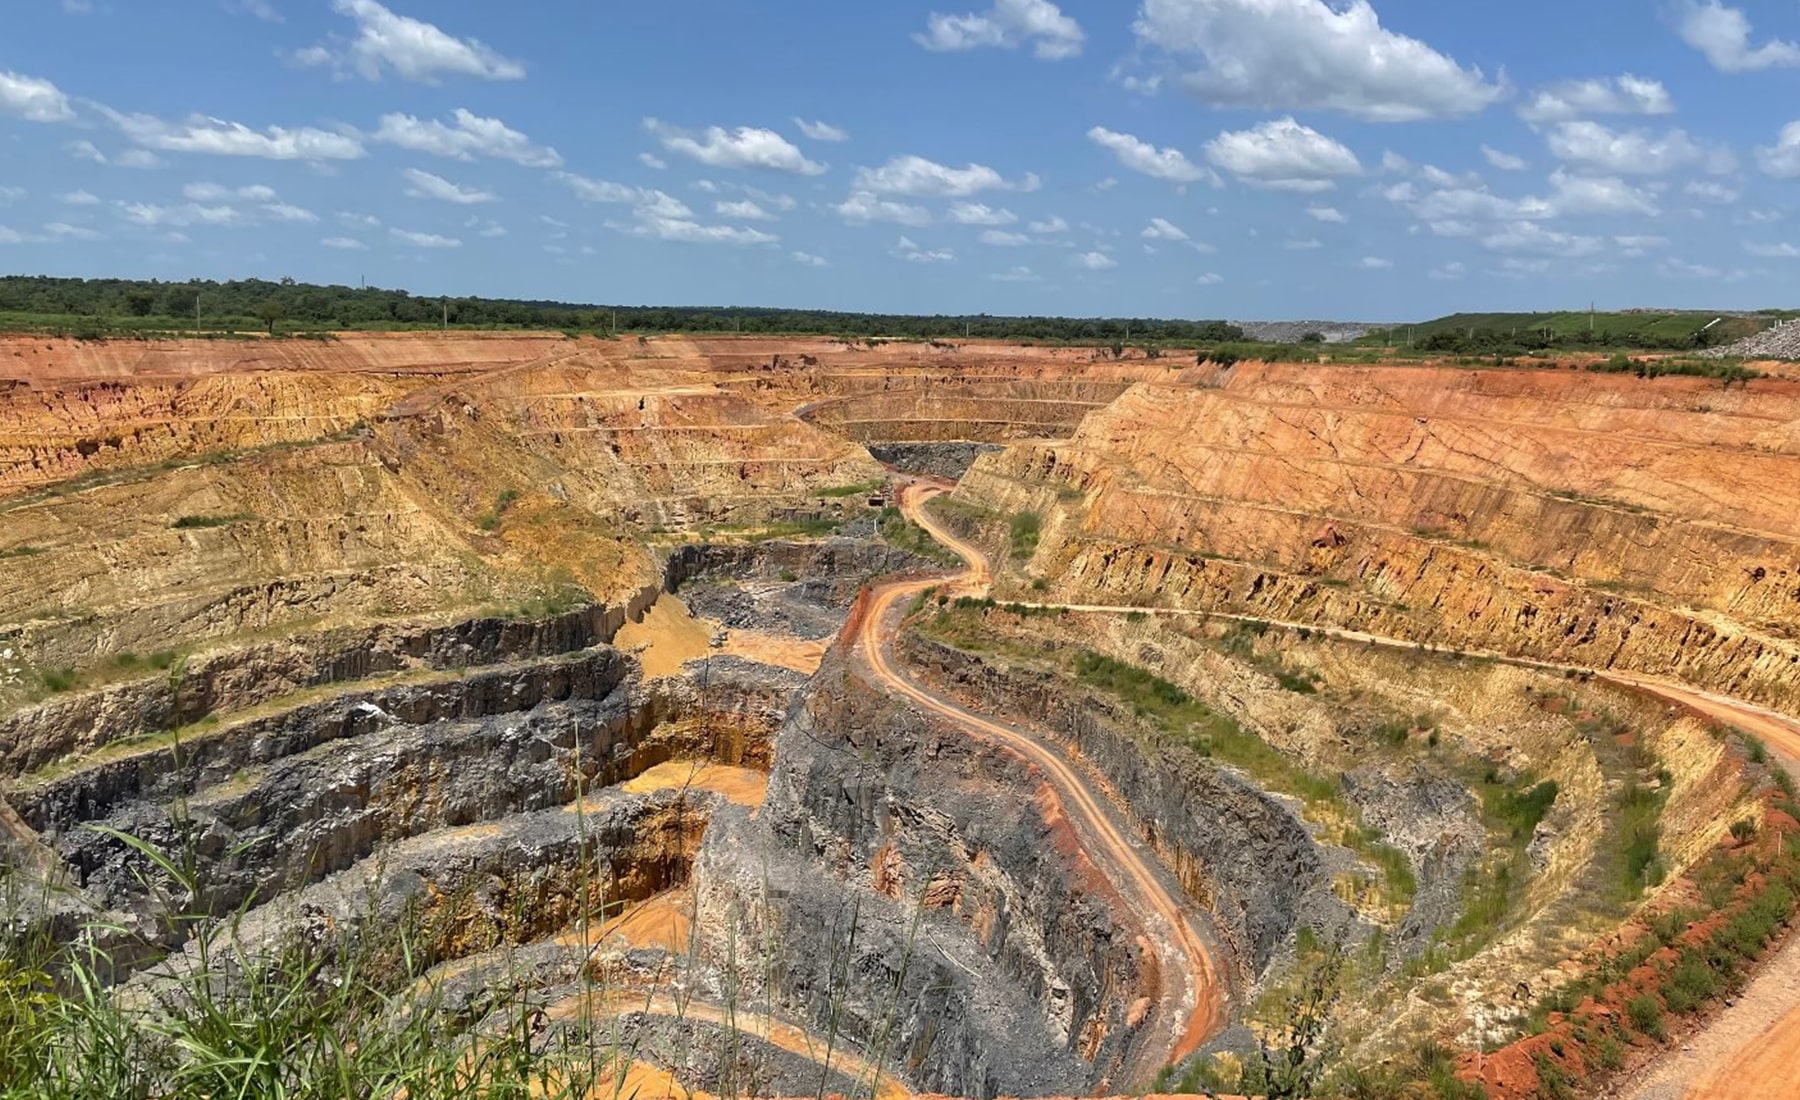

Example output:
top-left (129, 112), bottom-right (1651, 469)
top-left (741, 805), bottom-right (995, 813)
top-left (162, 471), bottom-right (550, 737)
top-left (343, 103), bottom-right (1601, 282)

top-left (694, 653), bottom-right (1199, 1098)
top-left (0, 590), bottom-right (662, 778)
top-left (898, 633), bottom-right (1337, 977)
top-left (867, 442), bottom-right (1004, 480)
top-left (21, 650), bottom-right (802, 949)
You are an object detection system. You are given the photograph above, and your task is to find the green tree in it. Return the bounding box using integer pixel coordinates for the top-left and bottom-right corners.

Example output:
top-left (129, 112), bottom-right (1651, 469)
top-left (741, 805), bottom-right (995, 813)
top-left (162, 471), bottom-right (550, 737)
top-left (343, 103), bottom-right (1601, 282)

top-left (254, 299), bottom-right (286, 335)
top-left (123, 289), bottom-right (156, 317)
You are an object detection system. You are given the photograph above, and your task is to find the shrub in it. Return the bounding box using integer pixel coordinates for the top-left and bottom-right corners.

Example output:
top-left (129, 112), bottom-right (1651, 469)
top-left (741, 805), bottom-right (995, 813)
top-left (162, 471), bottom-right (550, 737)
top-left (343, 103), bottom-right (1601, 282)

top-left (1664, 950), bottom-right (1718, 1015)
top-left (171, 513), bottom-right (253, 530)
top-left (1627, 994), bottom-right (1666, 1041)
top-left (1008, 512), bottom-right (1041, 561)
top-left (1730, 818), bottom-right (1758, 844)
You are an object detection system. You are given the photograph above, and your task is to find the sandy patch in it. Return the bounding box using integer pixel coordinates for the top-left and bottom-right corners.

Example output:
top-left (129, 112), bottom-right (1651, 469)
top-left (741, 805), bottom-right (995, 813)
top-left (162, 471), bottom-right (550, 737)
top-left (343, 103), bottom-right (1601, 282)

top-left (616, 595), bottom-right (715, 679)
top-left (718, 629), bottom-right (830, 674)
top-left (618, 761), bottom-right (768, 809)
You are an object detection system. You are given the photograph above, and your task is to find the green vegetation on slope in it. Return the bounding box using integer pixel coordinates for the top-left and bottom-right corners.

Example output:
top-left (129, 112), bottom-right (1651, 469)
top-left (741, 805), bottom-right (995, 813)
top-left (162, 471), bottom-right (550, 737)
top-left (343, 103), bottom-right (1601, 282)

top-left (1363, 310), bottom-right (1779, 354)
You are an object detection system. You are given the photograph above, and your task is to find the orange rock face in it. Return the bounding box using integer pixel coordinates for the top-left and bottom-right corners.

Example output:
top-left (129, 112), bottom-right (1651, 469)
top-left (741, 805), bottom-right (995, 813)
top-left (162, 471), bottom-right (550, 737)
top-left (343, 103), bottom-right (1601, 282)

top-left (958, 362), bottom-right (1800, 710)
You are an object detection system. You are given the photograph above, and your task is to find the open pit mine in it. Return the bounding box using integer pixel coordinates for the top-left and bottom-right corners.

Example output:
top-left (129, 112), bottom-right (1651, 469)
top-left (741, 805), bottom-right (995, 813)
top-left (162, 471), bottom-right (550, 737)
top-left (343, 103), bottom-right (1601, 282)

top-left (2, 332), bottom-right (1798, 1100)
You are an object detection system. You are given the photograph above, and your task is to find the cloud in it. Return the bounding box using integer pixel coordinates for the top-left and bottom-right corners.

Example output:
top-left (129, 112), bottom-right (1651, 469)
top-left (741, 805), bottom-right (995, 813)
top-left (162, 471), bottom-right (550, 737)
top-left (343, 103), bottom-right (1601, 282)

top-left (43, 222), bottom-right (102, 241)
top-left (791, 250), bottom-right (830, 267)
top-left (716, 199), bottom-right (776, 221)
top-left (892, 235), bottom-right (955, 263)
top-left (1074, 251), bottom-right (1117, 270)
top-left (1133, 0), bottom-right (1505, 121)
top-left (1671, 0), bottom-right (1800, 73)
top-left (1429, 261), bottom-right (1466, 281)
top-left (225, 0), bottom-right (283, 21)
top-left (1518, 75), bottom-right (1675, 124)
top-left (1685, 180), bottom-right (1740, 203)
top-left (979, 229), bottom-right (1032, 246)
top-left (1086, 126), bottom-right (1214, 184)
top-left (1142, 216), bottom-right (1190, 241)
top-left (556, 173), bottom-right (641, 204)
top-left (639, 153), bottom-right (667, 170)
top-left (644, 118), bottom-right (826, 175)
top-left (853, 155), bottom-right (1033, 196)
top-left (117, 202), bottom-right (248, 228)
top-left (1196, 272), bottom-right (1224, 285)
top-left (948, 202), bottom-right (1018, 225)
top-left (1029, 215), bottom-right (1069, 233)
top-left (1283, 237), bottom-right (1323, 249)
top-left (916, 0), bottom-right (1085, 59)
top-left (1544, 169), bottom-right (1659, 217)
top-left (1614, 235), bottom-right (1668, 257)
top-left (59, 190), bottom-right (100, 205)
top-left (1544, 121), bottom-right (1714, 176)
top-left (183, 182), bottom-right (278, 203)
top-left (0, 187), bottom-right (23, 207)
top-left (1205, 117), bottom-right (1361, 191)
top-left (0, 70), bottom-right (75, 122)
top-left (990, 265), bottom-right (1042, 282)
top-left (106, 109), bottom-right (364, 160)
top-left (390, 227), bottom-right (462, 248)
top-left (831, 190), bottom-right (933, 226)
top-left (1481, 145), bottom-right (1527, 171)
top-left (1357, 256), bottom-right (1393, 269)
top-left (610, 190), bottom-right (780, 245)
top-left (1481, 221), bottom-right (1603, 257)
top-left (371, 109), bottom-right (561, 167)
top-left (793, 118), bottom-right (850, 142)
top-left (321, 236), bottom-right (368, 250)
top-left (402, 167), bottom-right (496, 204)
top-left (1305, 205), bottom-right (1347, 223)
top-left (300, 0), bottom-right (525, 83)
top-left (1746, 241), bottom-right (1800, 258)
top-left (1755, 122), bottom-right (1800, 177)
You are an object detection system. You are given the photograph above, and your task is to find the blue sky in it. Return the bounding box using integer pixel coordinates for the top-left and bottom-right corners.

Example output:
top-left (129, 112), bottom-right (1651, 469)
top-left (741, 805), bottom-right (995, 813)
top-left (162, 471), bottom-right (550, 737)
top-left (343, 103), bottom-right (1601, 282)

top-left (4, 0), bottom-right (1800, 320)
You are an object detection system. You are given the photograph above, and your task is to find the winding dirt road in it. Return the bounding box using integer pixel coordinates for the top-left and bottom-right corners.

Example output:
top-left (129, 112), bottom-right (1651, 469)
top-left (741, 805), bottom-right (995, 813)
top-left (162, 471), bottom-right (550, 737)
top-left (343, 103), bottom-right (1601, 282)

top-left (849, 481), bottom-right (1224, 1088)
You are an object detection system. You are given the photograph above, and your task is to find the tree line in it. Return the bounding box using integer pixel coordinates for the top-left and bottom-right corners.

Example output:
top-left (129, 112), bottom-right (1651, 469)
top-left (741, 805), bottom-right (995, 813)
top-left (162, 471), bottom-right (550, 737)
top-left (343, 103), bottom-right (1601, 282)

top-left (0, 275), bottom-right (1248, 344)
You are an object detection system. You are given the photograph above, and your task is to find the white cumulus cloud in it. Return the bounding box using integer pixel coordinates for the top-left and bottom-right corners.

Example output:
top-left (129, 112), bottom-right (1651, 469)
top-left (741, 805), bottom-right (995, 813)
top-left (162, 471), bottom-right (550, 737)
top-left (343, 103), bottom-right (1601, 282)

top-left (1755, 122), bottom-right (1800, 177)
top-left (891, 235), bottom-right (955, 263)
top-left (1481, 145), bottom-right (1527, 171)
top-left (371, 109), bottom-right (561, 167)
top-left (1074, 251), bottom-right (1117, 270)
top-left (301, 0), bottom-right (524, 83)
top-left (1545, 121), bottom-right (1715, 176)
top-left (322, 236), bottom-right (368, 250)
top-left (1518, 75), bottom-right (1675, 124)
top-left (0, 70), bottom-right (75, 123)
top-left (948, 202), bottom-right (1018, 225)
top-left (1305, 205), bottom-right (1347, 222)
top-left (831, 191), bottom-right (933, 227)
top-left (1142, 216), bottom-right (1190, 241)
top-left (1086, 126), bottom-right (1215, 184)
top-left (1671, 0), bottom-right (1800, 73)
top-left (793, 118), bottom-right (850, 142)
top-left (645, 118), bottom-right (826, 175)
top-left (389, 227), bottom-right (462, 248)
top-left (916, 0), bottom-right (1085, 60)
top-left (105, 109), bottom-right (365, 161)
top-left (853, 155), bottom-right (1033, 196)
top-left (402, 167), bottom-right (495, 204)
top-left (1205, 117), bottom-right (1361, 191)
top-left (1133, 0), bottom-right (1506, 121)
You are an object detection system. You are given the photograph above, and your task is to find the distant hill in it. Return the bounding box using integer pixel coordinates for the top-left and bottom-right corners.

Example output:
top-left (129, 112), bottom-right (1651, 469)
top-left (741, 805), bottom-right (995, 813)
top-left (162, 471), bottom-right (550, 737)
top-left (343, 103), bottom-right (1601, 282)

top-left (1365, 310), bottom-right (1787, 352)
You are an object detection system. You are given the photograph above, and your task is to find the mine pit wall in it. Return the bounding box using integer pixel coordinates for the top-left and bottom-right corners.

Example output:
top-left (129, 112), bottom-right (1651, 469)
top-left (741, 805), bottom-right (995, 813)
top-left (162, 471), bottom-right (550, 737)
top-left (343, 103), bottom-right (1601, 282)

top-left (898, 633), bottom-right (1334, 980)
top-left (664, 539), bottom-right (930, 606)
top-left (693, 658), bottom-right (1146, 1098)
top-left (19, 651), bottom-right (801, 953)
top-left (867, 442), bottom-right (1005, 480)
top-left (958, 455), bottom-right (1800, 714)
top-left (0, 586), bottom-right (664, 778)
